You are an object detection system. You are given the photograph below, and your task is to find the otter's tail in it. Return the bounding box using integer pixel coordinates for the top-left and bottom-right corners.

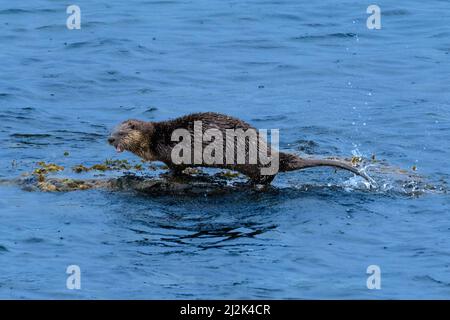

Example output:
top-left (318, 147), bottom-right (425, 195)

top-left (279, 153), bottom-right (376, 186)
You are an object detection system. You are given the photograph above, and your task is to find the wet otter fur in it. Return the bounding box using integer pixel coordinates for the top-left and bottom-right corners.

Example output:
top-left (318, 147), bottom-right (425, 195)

top-left (108, 112), bottom-right (374, 185)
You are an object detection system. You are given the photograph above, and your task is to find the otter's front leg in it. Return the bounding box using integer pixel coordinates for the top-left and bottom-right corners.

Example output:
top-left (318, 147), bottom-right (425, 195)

top-left (165, 164), bottom-right (188, 177)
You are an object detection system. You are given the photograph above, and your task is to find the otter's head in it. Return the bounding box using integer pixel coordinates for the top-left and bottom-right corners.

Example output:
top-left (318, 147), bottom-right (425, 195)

top-left (108, 119), bottom-right (152, 157)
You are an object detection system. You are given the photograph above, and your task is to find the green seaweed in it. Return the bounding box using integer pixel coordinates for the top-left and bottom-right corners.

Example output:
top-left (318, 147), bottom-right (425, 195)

top-left (216, 170), bottom-right (241, 180)
top-left (72, 164), bottom-right (90, 173)
top-left (72, 159), bottom-right (136, 173)
top-left (32, 162), bottom-right (65, 182)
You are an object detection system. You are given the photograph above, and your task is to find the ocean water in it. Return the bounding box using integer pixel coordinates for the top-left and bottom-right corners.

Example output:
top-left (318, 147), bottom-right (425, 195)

top-left (0, 0), bottom-right (449, 299)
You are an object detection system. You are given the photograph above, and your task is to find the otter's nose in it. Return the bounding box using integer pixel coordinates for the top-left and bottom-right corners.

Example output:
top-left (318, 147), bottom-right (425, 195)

top-left (108, 137), bottom-right (116, 145)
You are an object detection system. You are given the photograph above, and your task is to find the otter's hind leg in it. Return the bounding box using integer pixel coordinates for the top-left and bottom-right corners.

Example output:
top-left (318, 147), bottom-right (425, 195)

top-left (250, 175), bottom-right (275, 185)
top-left (245, 171), bottom-right (276, 185)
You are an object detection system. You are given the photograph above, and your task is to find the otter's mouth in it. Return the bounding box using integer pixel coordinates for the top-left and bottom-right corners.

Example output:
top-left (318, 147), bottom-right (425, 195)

top-left (115, 145), bottom-right (124, 153)
top-left (108, 136), bottom-right (125, 153)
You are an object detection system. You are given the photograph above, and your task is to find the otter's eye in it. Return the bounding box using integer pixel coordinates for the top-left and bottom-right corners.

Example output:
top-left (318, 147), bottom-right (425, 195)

top-left (129, 124), bottom-right (136, 130)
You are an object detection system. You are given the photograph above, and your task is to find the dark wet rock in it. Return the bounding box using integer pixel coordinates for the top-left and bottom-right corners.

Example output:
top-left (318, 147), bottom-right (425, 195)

top-left (107, 173), bottom-right (271, 196)
top-left (0, 156), bottom-right (443, 198)
top-left (1, 173), bottom-right (266, 196)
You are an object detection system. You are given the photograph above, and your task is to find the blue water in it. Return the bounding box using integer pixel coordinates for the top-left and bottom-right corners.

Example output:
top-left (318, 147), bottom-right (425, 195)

top-left (1, 0), bottom-right (450, 299)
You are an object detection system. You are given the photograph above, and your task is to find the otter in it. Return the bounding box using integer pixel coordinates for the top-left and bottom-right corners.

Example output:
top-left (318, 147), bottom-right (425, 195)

top-left (108, 112), bottom-right (374, 185)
